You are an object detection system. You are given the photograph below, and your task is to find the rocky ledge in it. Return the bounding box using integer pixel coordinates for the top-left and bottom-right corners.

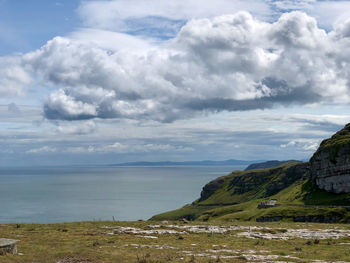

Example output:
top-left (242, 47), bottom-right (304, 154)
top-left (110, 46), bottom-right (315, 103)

top-left (310, 123), bottom-right (350, 193)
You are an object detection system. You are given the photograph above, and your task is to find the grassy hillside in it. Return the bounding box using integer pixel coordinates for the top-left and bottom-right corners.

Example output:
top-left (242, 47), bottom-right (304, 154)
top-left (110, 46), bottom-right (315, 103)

top-left (314, 123), bottom-right (350, 153)
top-left (1, 221), bottom-right (350, 263)
top-left (310, 123), bottom-right (350, 165)
top-left (244, 160), bottom-right (301, 171)
top-left (152, 162), bottom-right (350, 222)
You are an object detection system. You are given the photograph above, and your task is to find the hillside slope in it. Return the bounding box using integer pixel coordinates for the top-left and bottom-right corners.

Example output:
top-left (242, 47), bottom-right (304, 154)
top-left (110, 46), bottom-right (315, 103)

top-left (152, 163), bottom-right (350, 223)
top-left (245, 160), bottom-right (300, 171)
top-left (153, 124), bottom-right (350, 223)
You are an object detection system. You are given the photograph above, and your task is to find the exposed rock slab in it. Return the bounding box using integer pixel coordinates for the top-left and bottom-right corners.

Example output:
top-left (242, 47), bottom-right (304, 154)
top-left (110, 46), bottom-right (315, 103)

top-left (310, 123), bottom-right (350, 193)
top-left (0, 238), bottom-right (19, 254)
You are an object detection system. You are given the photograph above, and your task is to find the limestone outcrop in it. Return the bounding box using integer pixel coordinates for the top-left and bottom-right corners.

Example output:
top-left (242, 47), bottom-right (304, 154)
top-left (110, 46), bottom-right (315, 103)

top-left (310, 123), bottom-right (350, 193)
top-left (0, 239), bottom-right (18, 254)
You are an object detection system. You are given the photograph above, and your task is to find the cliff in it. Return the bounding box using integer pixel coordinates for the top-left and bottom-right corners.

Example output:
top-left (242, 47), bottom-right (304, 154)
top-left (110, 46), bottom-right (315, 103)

top-left (152, 124), bottom-right (350, 222)
top-left (198, 162), bottom-right (307, 205)
top-left (310, 123), bottom-right (350, 193)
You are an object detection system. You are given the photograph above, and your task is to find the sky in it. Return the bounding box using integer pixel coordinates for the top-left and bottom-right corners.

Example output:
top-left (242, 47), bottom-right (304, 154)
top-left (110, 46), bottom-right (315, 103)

top-left (1, 0), bottom-right (350, 166)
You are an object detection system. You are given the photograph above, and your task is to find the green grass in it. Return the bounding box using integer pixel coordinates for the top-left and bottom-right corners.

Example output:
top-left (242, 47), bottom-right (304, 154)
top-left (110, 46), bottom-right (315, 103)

top-left (151, 205), bottom-right (210, 221)
top-left (311, 124), bottom-right (350, 163)
top-left (198, 161), bottom-right (306, 205)
top-left (1, 221), bottom-right (350, 262)
top-left (301, 180), bottom-right (350, 205)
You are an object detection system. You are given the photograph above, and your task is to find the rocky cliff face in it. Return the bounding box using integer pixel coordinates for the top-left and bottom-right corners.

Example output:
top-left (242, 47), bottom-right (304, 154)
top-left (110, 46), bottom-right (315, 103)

top-left (310, 124), bottom-right (350, 193)
top-left (199, 162), bottom-right (307, 203)
top-left (199, 176), bottom-right (228, 201)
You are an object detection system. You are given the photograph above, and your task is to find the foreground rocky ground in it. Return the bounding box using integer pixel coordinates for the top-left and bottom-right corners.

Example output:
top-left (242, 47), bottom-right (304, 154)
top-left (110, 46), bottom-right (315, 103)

top-left (0, 221), bottom-right (350, 262)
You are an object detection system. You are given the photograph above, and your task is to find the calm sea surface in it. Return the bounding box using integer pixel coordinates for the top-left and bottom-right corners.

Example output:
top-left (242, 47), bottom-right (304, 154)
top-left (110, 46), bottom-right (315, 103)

top-left (0, 165), bottom-right (246, 223)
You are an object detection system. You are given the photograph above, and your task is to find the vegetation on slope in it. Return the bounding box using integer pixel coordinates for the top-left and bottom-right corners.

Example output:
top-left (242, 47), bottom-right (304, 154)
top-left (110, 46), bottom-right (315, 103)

top-left (314, 123), bottom-right (350, 153)
top-left (152, 162), bottom-right (350, 222)
top-left (310, 123), bottom-right (350, 164)
top-left (244, 160), bottom-right (301, 171)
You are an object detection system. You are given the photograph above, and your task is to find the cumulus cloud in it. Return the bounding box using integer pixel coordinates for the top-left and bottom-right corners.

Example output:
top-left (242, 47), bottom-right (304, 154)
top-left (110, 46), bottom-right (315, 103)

top-left (280, 139), bottom-right (319, 151)
top-left (9, 11), bottom-right (350, 122)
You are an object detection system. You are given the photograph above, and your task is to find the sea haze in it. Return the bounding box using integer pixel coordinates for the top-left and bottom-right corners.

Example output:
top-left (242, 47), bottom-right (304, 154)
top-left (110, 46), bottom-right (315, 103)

top-left (0, 165), bottom-right (246, 223)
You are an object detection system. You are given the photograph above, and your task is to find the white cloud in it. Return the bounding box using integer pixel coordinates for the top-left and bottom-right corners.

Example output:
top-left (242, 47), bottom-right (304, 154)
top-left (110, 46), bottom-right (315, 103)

top-left (55, 120), bottom-right (96, 135)
top-left (8, 103), bottom-right (348, 163)
top-left (26, 142), bottom-right (193, 155)
top-left (310, 1), bottom-right (350, 29)
top-left (303, 142), bottom-right (318, 151)
top-left (26, 146), bottom-right (57, 154)
top-left (0, 56), bottom-right (32, 97)
top-left (44, 89), bottom-right (98, 120)
top-left (1, 11), bottom-right (350, 124)
top-left (280, 139), bottom-right (319, 151)
top-left (12, 11), bottom-right (350, 122)
top-left (78, 0), bottom-right (271, 31)
top-left (69, 28), bottom-right (153, 52)
top-left (272, 0), bottom-right (316, 11)
top-left (96, 142), bottom-right (194, 153)
top-left (77, 0), bottom-right (350, 35)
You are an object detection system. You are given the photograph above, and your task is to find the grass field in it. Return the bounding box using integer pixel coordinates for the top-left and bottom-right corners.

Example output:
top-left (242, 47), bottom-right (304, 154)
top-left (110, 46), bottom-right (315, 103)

top-left (1, 220), bottom-right (350, 262)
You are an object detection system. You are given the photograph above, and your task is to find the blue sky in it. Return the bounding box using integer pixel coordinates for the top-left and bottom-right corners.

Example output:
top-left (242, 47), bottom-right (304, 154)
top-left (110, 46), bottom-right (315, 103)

top-left (1, 0), bottom-right (350, 166)
top-left (0, 0), bottom-right (80, 55)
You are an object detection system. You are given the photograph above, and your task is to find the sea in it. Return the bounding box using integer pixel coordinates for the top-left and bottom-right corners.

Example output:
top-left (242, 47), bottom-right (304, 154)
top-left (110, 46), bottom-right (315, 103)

top-left (0, 165), bottom-right (246, 223)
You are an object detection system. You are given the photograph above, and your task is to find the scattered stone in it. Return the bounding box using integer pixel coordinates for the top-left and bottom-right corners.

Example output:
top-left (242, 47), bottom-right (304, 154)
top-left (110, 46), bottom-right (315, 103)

top-left (237, 228), bottom-right (350, 240)
top-left (57, 257), bottom-right (93, 263)
top-left (135, 235), bottom-right (158, 239)
top-left (149, 224), bottom-right (271, 234)
top-left (181, 218), bottom-right (190, 224)
top-left (124, 244), bottom-right (175, 249)
top-left (182, 251), bottom-right (296, 262)
top-left (105, 224), bottom-right (350, 242)
top-left (206, 249), bottom-right (270, 254)
top-left (108, 226), bottom-right (185, 235)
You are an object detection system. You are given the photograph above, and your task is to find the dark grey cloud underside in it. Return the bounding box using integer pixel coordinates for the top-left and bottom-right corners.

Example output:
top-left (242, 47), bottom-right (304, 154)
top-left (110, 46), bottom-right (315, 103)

top-left (186, 79), bottom-right (321, 112)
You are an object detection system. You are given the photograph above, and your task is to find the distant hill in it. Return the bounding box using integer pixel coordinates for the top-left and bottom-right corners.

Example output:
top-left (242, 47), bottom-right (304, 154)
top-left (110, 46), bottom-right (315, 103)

top-left (152, 124), bottom-right (350, 223)
top-left (111, 159), bottom-right (263, 167)
top-left (245, 160), bottom-right (301, 171)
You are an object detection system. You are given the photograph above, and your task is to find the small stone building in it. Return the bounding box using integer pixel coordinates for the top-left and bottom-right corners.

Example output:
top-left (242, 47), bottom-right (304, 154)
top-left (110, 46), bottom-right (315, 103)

top-left (258, 199), bottom-right (278, 209)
